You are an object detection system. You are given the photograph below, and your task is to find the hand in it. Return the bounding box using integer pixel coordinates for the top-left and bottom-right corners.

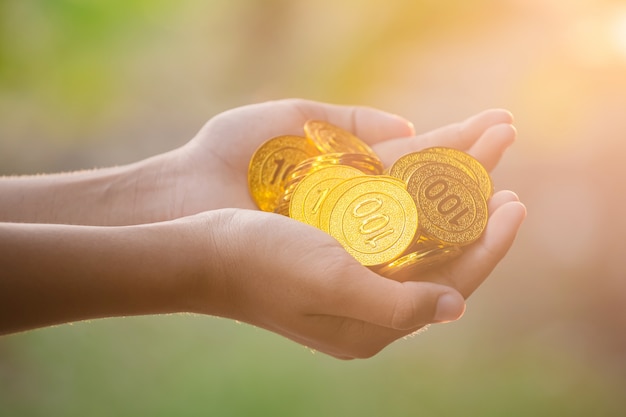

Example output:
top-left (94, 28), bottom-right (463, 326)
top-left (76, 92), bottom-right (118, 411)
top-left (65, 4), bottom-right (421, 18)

top-left (0, 99), bottom-right (524, 358)
top-left (191, 196), bottom-right (524, 359)
top-left (176, 99), bottom-right (526, 359)
top-left (169, 98), bottom-right (517, 215)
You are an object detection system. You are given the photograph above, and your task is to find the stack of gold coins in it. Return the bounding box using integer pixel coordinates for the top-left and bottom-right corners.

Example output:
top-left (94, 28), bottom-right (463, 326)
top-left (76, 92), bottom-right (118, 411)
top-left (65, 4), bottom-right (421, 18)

top-left (247, 120), bottom-right (492, 281)
top-left (274, 152), bottom-right (384, 216)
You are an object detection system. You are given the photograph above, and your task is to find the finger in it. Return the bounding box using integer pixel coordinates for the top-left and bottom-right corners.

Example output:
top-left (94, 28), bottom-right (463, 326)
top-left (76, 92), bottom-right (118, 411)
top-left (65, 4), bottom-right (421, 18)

top-left (440, 200), bottom-right (527, 298)
top-left (372, 109), bottom-right (513, 167)
top-left (406, 190), bottom-right (520, 286)
top-left (199, 98), bottom-right (415, 162)
top-left (488, 190), bottom-right (520, 214)
top-left (467, 123), bottom-right (517, 172)
top-left (316, 264), bottom-right (466, 331)
top-left (273, 309), bottom-right (442, 359)
top-left (287, 99), bottom-right (416, 142)
top-left (245, 317), bottom-right (365, 360)
top-left (269, 315), bottom-right (412, 359)
top-left (242, 283), bottom-right (426, 359)
top-left (301, 282), bottom-right (466, 358)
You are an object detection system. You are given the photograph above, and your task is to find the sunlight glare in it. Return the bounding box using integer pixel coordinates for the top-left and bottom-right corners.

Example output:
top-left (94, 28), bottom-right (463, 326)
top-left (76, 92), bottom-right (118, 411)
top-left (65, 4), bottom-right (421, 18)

top-left (565, 5), bottom-right (626, 67)
top-left (610, 8), bottom-right (626, 62)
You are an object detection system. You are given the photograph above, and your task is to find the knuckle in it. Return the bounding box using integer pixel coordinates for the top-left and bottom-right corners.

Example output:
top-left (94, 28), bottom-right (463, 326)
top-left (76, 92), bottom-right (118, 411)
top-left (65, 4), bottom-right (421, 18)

top-left (390, 295), bottom-right (422, 330)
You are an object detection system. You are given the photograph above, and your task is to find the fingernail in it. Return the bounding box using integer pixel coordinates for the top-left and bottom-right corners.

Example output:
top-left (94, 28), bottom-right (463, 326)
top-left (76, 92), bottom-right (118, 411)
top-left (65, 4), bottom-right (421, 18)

top-left (434, 293), bottom-right (466, 323)
top-left (405, 120), bottom-right (416, 136)
top-left (385, 112), bottom-right (415, 136)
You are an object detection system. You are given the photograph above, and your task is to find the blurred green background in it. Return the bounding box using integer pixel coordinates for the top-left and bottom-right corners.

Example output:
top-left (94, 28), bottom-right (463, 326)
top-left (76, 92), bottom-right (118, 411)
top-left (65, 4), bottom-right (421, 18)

top-left (2, 0), bottom-right (626, 415)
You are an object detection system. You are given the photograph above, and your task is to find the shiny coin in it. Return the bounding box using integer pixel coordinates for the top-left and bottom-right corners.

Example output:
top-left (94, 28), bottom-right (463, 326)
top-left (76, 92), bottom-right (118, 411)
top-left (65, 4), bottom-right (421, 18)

top-left (375, 243), bottom-right (463, 281)
top-left (406, 163), bottom-right (487, 246)
top-left (248, 135), bottom-right (320, 212)
top-left (304, 120), bottom-right (379, 159)
top-left (287, 152), bottom-right (383, 190)
top-left (273, 199), bottom-right (290, 216)
top-left (388, 150), bottom-right (477, 185)
top-left (289, 165), bottom-right (363, 227)
top-left (421, 147), bottom-right (493, 198)
top-left (276, 152), bottom-right (384, 214)
top-left (318, 176), bottom-right (418, 266)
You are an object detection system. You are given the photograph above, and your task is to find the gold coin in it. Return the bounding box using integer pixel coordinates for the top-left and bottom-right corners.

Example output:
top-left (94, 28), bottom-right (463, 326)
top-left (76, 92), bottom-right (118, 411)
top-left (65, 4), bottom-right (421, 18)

top-left (289, 165), bottom-right (363, 227)
top-left (406, 163), bottom-right (487, 245)
top-left (304, 120), bottom-right (380, 159)
top-left (318, 176), bottom-right (418, 266)
top-left (273, 200), bottom-right (290, 216)
top-left (388, 150), bottom-right (478, 185)
top-left (287, 152), bottom-right (383, 187)
top-left (248, 135), bottom-right (320, 212)
top-left (421, 147), bottom-right (493, 198)
top-left (375, 243), bottom-right (463, 281)
top-left (322, 153), bottom-right (384, 175)
top-left (276, 152), bottom-right (384, 213)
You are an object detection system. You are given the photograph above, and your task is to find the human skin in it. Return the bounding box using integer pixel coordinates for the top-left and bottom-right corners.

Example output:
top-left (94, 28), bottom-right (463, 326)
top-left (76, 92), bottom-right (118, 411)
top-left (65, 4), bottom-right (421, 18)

top-left (0, 99), bottom-right (526, 359)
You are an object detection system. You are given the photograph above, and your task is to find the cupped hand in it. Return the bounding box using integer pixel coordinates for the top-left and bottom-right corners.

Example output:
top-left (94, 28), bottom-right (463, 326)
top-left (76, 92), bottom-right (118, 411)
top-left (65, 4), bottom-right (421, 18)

top-left (177, 99), bottom-right (525, 358)
top-left (192, 208), bottom-right (465, 359)
top-left (194, 196), bottom-right (524, 359)
top-left (174, 98), bottom-right (516, 214)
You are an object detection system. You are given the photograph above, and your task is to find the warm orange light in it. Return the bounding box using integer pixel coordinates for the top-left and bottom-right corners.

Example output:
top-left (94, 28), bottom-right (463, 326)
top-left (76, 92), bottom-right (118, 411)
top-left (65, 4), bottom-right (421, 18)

top-left (568, 5), bottom-right (626, 66)
top-left (609, 8), bottom-right (626, 62)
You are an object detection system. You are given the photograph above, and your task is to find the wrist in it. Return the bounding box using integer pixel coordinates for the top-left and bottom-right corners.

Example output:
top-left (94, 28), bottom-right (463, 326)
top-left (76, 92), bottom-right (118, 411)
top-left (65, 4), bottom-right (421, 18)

top-left (0, 218), bottom-right (210, 333)
top-left (118, 149), bottom-right (189, 225)
top-left (128, 216), bottom-right (212, 316)
top-left (179, 209), bottom-right (238, 317)
top-left (179, 208), bottom-right (271, 322)
top-left (0, 148), bottom-right (190, 226)
top-left (123, 145), bottom-right (221, 225)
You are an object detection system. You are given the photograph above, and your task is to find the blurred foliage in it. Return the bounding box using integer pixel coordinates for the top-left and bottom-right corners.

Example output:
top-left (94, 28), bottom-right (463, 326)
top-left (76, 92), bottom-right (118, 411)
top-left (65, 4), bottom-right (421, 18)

top-left (0, 0), bottom-right (506, 153)
top-left (0, 0), bottom-right (174, 89)
top-left (0, 0), bottom-right (178, 143)
top-left (1, 315), bottom-right (624, 417)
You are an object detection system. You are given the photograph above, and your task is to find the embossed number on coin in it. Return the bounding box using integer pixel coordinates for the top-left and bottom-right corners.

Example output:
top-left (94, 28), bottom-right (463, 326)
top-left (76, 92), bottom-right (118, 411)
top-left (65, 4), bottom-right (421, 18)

top-left (320, 176), bottom-right (418, 266)
top-left (407, 163), bottom-right (487, 245)
top-left (289, 165), bottom-right (362, 227)
top-left (248, 135), bottom-right (320, 212)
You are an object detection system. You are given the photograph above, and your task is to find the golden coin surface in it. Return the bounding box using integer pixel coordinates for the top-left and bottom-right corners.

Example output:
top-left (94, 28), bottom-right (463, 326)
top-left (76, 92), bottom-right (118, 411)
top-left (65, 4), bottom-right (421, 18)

top-left (406, 163), bottom-right (487, 245)
top-left (329, 153), bottom-right (384, 175)
top-left (289, 165), bottom-right (363, 227)
top-left (273, 200), bottom-right (290, 216)
top-left (388, 150), bottom-right (477, 185)
top-left (318, 176), bottom-right (418, 266)
top-left (375, 244), bottom-right (463, 281)
top-left (304, 120), bottom-right (379, 159)
top-left (278, 152), bottom-right (385, 211)
top-left (248, 135), bottom-right (320, 212)
top-left (421, 147), bottom-right (493, 198)
top-left (288, 152), bottom-right (383, 185)
top-left (275, 152), bottom-right (380, 214)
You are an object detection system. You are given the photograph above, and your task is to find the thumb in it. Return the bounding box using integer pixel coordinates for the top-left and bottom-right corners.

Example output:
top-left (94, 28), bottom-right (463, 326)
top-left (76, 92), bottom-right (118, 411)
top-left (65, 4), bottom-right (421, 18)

top-left (325, 267), bottom-right (466, 330)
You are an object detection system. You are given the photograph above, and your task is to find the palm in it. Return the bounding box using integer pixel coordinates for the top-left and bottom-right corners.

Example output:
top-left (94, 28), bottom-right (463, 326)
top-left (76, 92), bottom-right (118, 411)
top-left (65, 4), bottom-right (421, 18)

top-left (179, 100), bottom-right (322, 212)
top-left (176, 99), bottom-right (525, 358)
